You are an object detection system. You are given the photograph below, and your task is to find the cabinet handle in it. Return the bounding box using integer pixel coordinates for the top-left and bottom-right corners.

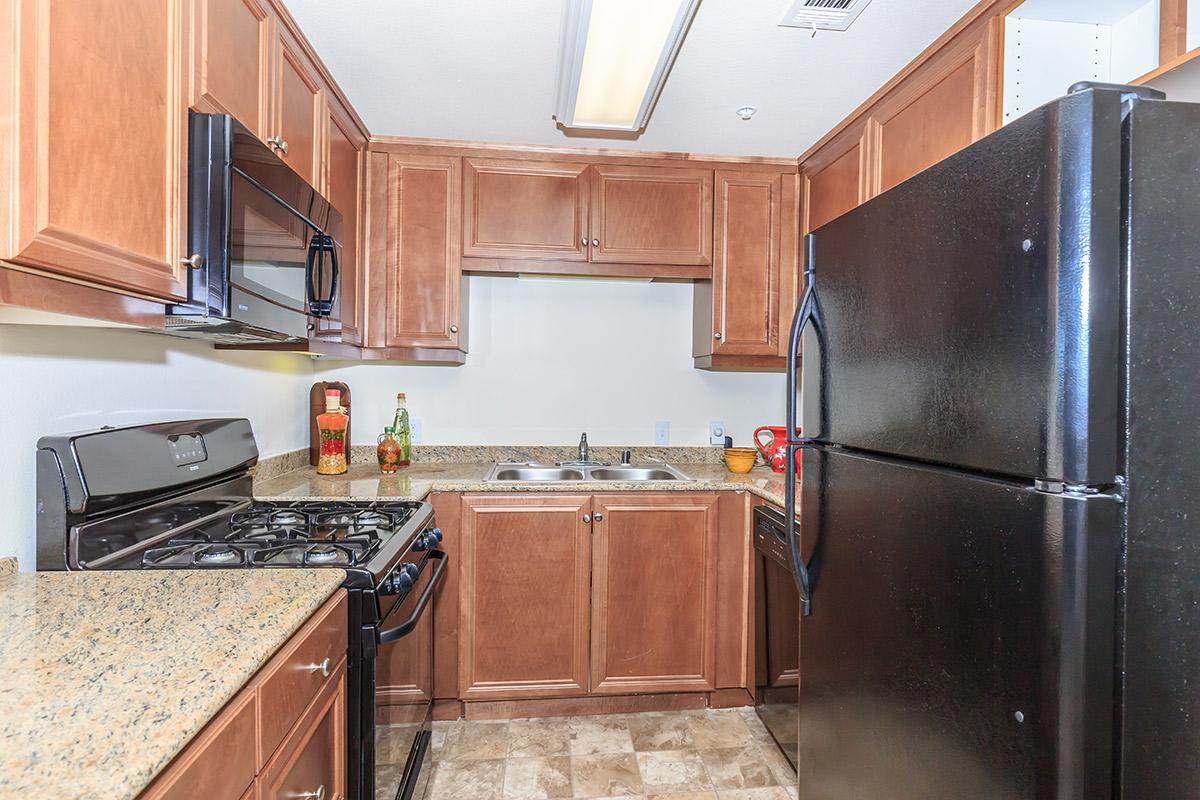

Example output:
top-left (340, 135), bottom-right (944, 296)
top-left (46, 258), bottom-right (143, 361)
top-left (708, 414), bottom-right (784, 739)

top-left (298, 786), bottom-right (325, 800)
top-left (180, 253), bottom-right (203, 270)
top-left (450, 325), bottom-right (459, 333)
top-left (581, 238), bottom-right (588, 246)
top-left (306, 657), bottom-right (332, 677)
top-left (582, 514), bottom-right (592, 523)
top-left (267, 135), bottom-right (290, 155)
top-left (594, 512), bottom-right (604, 522)
top-left (591, 238), bottom-right (600, 247)
top-left (714, 332), bottom-right (723, 340)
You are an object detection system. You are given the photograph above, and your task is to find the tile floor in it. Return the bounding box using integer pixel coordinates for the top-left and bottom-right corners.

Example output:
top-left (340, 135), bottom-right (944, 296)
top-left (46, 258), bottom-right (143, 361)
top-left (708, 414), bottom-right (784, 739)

top-left (427, 707), bottom-right (798, 800)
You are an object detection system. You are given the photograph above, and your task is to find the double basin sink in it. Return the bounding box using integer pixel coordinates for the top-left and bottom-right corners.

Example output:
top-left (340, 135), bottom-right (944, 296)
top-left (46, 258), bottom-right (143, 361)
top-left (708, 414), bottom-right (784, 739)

top-left (486, 462), bottom-right (693, 483)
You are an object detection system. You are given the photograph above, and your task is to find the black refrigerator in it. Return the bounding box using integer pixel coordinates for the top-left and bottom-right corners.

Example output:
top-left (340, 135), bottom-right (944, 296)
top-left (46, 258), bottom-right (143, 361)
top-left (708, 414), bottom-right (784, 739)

top-left (782, 83), bottom-right (1200, 800)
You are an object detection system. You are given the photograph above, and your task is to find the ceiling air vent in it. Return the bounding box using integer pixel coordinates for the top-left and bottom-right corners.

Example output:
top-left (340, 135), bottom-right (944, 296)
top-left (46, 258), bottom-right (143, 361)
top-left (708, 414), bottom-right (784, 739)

top-left (779, 0), bottom-right (873, 32)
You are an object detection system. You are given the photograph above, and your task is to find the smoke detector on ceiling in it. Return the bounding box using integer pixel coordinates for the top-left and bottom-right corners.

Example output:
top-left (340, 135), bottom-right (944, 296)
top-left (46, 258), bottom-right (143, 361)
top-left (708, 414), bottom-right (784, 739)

top-left (779, 0), bottom-right (873, 32)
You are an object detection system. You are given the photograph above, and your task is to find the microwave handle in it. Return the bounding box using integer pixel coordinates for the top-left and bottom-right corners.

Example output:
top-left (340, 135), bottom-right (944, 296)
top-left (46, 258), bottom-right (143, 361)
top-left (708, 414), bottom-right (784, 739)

top-left (321, 236), bottom-right (338, 313)
top-left (305, 234), bottom-right (320, 316)
top-left (306, 234), bottom-right (337, 317)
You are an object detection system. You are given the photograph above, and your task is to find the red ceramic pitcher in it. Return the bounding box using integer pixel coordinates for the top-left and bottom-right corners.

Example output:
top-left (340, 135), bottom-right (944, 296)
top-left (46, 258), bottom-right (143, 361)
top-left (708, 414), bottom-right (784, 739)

top-left (753, 425), bottom-right (802, 474)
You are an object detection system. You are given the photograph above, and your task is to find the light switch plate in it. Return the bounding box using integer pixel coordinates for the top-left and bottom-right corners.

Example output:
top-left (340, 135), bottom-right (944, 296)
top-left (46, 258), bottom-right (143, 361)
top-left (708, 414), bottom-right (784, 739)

top-left (709, 421), bottom-right (726, 446)
top-left (654, 421), bottom-right (670, 445)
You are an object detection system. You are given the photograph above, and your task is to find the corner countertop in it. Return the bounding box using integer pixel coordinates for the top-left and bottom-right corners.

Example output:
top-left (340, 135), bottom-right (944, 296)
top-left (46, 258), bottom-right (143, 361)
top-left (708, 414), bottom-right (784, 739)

top-left (0, 569), bottom-right (346, 800)
top-left (254, 461), bottom-right (794, 508)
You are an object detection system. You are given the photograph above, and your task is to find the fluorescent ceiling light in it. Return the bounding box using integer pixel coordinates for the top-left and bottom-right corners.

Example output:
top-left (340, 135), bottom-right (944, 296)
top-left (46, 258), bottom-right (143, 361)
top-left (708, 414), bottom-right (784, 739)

top-left (554, 0), bottom-right (702, 132)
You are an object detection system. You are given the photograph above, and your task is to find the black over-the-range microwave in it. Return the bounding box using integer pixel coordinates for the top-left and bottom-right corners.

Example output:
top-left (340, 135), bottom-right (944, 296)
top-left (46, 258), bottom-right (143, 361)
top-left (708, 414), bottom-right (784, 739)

top-left (166, 112), bottom-right (342, 343)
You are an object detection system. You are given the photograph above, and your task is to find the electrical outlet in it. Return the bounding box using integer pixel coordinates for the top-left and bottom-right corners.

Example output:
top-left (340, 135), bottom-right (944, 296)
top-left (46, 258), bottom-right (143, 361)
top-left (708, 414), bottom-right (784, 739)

top-left (655, 421), bottom-right (670, 445)
top-left (410, 419), bottom-right (422, 444)
top-left (709, 421), bottom-right (726, 446)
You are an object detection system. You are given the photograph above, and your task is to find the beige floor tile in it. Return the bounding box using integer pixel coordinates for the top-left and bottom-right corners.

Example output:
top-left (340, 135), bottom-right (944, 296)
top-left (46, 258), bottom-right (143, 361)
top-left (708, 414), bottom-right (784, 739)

top-left (714, 788), bottom-right (791, 800)
top-left (376, 723), bottom-right (421, 765)
top-left (628, 715), bottom-right (695, 752)
top-left (568, 715), bottom-right (635, 756)
top-left (452, 720), bottom-right (511, 760)
top-left (429, 758), bottom-right (506, 800)
top-left (635, 750), bottom-right (712, 794)
top-left (431, 720), bottom-right (461, 757)
top-left (686, 713), bottom-right (753, 750)
top-left (783, 785), bottom-right (799, 799)
top-left (571, 752), bottom-right (644, 797)
top-left (504, 756), bottom-right (574, 799)
top-left (698, 747), bottom-right (777, 790)
top-left (646, 793), bottom-right (719, 800)
top-left (510, 718), bottom-right (572, 758)
top-left (755, 741), bottom-right (796, 786)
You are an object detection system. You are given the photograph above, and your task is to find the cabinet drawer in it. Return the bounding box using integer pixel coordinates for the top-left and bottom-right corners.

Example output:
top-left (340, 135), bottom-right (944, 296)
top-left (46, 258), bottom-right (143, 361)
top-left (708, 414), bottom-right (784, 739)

top-left (138, 690), bottom-right (257, 800)
top-left (260, 662), bottom-right (348, 800)
top-left (258, 591), bottom-right (348, 766)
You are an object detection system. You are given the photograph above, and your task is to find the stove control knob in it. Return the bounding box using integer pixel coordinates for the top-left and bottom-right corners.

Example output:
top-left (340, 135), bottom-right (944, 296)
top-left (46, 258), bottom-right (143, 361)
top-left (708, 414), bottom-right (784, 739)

top-left (430, 527), bottom-right (443, 542)
top-left (395, 571), bottom-right (415, 592)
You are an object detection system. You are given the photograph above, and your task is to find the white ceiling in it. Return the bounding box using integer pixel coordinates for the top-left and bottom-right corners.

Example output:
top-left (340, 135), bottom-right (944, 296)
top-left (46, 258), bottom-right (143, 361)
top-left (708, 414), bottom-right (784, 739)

top-left (284, 0), bottom-right (980, 158)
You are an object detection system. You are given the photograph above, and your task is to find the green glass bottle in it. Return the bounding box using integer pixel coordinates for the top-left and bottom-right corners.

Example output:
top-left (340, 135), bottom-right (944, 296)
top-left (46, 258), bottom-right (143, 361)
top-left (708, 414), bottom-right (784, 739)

top-left (391, 393), bottom-right (412, 467)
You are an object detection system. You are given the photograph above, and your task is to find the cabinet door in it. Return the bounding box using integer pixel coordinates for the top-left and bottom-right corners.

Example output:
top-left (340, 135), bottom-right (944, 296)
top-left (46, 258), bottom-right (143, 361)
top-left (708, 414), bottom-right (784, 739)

top-left (459, 495), bottom-right (592, 700)
top-left (380, 155), bottom-right (465, 350)
top-left (591, 494), bottom-right (719, 694)
top-left (709, 170), bottom-right (783, 357)
top-left (590, 165), bottom-right (713, 265)
top-left (1, 0), bottom-right (188, 300)
top-left (271, 26), bottom-right (322, 184)
top-left (260, 663), bottom-right (347, 800)
top-left (873, 23), bottom-right (998, 193)
top-left (463, 159), bottom-right (590, 261)
top-left (802, 125), bottom-right (871, 234)
top-left (189, 0), bottom-right (271, 138)
top-left (316, 102), bottom-right (365, 343)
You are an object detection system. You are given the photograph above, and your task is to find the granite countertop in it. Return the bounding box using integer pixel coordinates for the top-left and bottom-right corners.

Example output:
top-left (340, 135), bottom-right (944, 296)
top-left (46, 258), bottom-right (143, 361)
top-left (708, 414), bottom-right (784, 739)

top-left (0, 569), bottom-right (345, 800)
top-left (254, 460), bottom-right (794, 508)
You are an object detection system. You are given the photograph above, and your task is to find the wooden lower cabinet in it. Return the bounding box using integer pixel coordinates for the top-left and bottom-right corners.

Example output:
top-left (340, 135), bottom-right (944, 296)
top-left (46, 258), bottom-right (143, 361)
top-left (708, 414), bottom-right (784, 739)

top-left (591, 494), bottom-right (719, 694)
top-left (458, 494), bottom-right (592, 700)
top-left (139, 591), bottom-right (348, 800)
top-left (455, 492), bottom-right (730, 705)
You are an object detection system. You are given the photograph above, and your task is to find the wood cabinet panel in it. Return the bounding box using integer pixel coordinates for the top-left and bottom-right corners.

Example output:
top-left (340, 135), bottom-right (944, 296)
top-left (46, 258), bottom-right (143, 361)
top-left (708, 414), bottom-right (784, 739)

top-left (463, 159), bottom-right (590, 260)
top-left (710, 171), bottom-right (782, 356)
top-left (590, 165), bottom-right (713, 265)
top-left (138, 690), bottom-right (257, 800)
top-left (317, 102), bottom-right (365, 343)
top-left (377, 580), bottom-right (433, 706)
top-left (459, 495), bottom-right (592, 700)
top-left (260, 662), bottom-right (347, 800)
top-left (802, 131), bottom-right (868, 233)
top-left (272, 27), bottom-right (322, 184)
top-left (1, 0), bottom-right (188, 300)
top-left (378, 155), bottom-right (465, 350)
top-left (591, 494), bottom-right (719, 694)
top-left (190, 0), bottom-right (271, 138)
top-left (430, 493), bottom-right (462, 701)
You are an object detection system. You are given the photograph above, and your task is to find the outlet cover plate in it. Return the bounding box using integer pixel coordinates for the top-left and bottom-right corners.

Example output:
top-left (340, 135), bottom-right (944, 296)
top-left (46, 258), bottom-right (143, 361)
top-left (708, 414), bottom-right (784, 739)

top-left (709, 421), bottom-right (726, 446)
top-left (655, 421), bottom-right (670, 446)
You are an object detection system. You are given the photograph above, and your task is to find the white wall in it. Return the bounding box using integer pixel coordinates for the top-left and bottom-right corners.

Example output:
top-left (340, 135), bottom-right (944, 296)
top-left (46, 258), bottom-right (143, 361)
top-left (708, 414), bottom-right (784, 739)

top-left (317, 276), bottom-right (784, 449)
top-left (0, 325), bottom-right (313, 569)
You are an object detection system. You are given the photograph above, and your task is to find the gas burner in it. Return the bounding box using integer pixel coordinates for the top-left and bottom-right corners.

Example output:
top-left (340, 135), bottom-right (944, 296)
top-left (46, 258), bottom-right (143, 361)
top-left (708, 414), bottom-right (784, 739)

top-left (196, 544), bottom-right (240, 565)
top-left (254, 540), bottom-right (368, 567)
top-left (142, 539), bottom-right (258, 568)
top-left (230, 525), bottom-right (304, 542)
top-left (305, 546), bottom-right (343, 564)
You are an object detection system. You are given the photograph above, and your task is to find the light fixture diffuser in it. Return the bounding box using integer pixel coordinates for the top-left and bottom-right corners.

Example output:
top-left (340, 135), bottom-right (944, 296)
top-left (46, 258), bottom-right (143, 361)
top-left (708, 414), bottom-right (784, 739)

top-left (554, 0), bottom-right (702, 132)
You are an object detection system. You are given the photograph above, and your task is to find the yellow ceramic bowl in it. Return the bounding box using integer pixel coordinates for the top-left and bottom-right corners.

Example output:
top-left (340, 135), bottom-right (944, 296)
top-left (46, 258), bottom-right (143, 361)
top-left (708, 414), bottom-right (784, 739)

top-left (723, 447), bottom-right (758, 474)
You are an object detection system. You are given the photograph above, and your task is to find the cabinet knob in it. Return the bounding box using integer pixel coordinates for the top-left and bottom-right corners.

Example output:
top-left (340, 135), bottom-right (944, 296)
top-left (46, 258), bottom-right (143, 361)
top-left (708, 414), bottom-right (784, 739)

top-left (582, 514), bottom-right (592, 523)
top-left (306, 657), bottom-right (332, 677)
top-left (591, 238), bottom-right (600, 247)
top-left (298, 786), bottom-right (325, 800)
top-left (581, 238), bottom-right (588, 246)
top-left (714, 332), bottom-right (722, 340)
top-left (180, 253), bottom-right (203, 270)
top-left (594, 512), bottom-right (604, 522)
top-left (267, 135), bottom-right (290, 155)
top-left (307, 322), bottom-right (316, 331)
top-left (449, 325), bottom-right (459, 333)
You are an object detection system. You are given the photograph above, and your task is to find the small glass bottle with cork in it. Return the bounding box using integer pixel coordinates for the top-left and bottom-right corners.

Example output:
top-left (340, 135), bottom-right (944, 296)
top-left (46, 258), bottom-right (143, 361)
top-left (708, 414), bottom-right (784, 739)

top-left (391, 393), bottom-right (412, 468)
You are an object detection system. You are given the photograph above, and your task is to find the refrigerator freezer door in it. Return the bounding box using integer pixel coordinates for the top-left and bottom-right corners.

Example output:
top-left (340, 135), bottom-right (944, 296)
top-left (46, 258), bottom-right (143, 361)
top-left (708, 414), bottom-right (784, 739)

top-left (797, 447), bottom-right (1119, 800)
top-left (801, 87), bottom-right (1125, 485)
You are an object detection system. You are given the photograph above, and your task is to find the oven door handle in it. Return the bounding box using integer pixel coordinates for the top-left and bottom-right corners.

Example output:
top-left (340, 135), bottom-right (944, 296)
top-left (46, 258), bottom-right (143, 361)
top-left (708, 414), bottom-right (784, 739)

top-left (377, 550), bottom-right (446, 644)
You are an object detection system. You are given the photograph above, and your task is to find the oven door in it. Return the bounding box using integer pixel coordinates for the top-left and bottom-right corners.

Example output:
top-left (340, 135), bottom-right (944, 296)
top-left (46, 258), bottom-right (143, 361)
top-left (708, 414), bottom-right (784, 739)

top-left (372, 549), bottom-right (446, 800)
top-left (753, 508), bottom-right (800, 773)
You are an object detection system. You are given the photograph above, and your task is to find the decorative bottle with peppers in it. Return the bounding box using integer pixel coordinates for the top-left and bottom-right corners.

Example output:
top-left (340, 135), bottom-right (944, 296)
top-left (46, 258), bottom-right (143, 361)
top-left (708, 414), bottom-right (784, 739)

top-left (377, 426), bottom-right (401, 473)
top-left (391, 393), bottom-right (412, 468)
top-left (316, 389), bottom-right (349, 475)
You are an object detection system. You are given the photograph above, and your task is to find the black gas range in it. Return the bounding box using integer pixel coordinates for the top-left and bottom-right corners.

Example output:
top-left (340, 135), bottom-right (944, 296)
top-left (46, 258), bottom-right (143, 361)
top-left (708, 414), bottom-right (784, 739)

top-left (35, 418), bottom-right (442, 800)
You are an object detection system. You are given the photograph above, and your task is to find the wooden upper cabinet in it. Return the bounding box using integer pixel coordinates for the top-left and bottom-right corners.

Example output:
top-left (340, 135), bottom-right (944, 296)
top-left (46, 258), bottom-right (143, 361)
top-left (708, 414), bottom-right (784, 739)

top-left (375, 154), bottom-right (466, 351)
top-left (703, 171), bottom-right (784, 359)
top-left (189, 0), bottom-right (271, 138)
top-left (271, 26), bottom-right (323, 184)
top-left (458, 495), bottom-right (592, 700)
top-left (463, 159), bottom-right (590, 261)
top-left (1, 0), bottom-right (188, 301)
top-left (873, 22), bottom-right (998, 193)
top-left (802, 126), bottom-right (870, 234)
top-left (318, 102), bottom-right (366, 344)
top-left (591, 494), bottom-right (719, 694)
top-left (590, 165), bottom-right (713, 265)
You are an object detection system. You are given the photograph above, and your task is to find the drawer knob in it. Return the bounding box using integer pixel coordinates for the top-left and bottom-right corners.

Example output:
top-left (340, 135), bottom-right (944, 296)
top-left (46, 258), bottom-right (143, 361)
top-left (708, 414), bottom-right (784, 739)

top-left (298, 785), bottom-right (325, 800)
top-left (594, 512), bottom-right (604, 522)
top-left (582, 514), bottom-right (591, 523)
top-left (306, 657), bottom-right (332, 677)
top-left (180, 253), bottom-right (203, 270)
top-left (591, 238), bottom-right (600, 247)
top-left (450, 325), bottom-right (459, 334)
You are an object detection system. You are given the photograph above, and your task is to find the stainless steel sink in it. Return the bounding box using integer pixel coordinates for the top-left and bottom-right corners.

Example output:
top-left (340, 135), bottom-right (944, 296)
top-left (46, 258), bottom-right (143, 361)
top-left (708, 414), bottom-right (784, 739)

top-left (485, 462), bottom-right (692, 483)
top-left (488, 466), bottom-right (586, 481)
top-left (588, 467), bottom-right (688, 481)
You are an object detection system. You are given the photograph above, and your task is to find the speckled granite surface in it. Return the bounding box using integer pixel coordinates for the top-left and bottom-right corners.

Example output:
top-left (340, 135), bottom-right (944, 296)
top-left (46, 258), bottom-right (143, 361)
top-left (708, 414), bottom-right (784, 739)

top-left (254, 461), bottom-right (794, 508)
top-left (0, 569), bottom-right (345, 800)
top-left (0, 557), bottom-right (15, 576)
